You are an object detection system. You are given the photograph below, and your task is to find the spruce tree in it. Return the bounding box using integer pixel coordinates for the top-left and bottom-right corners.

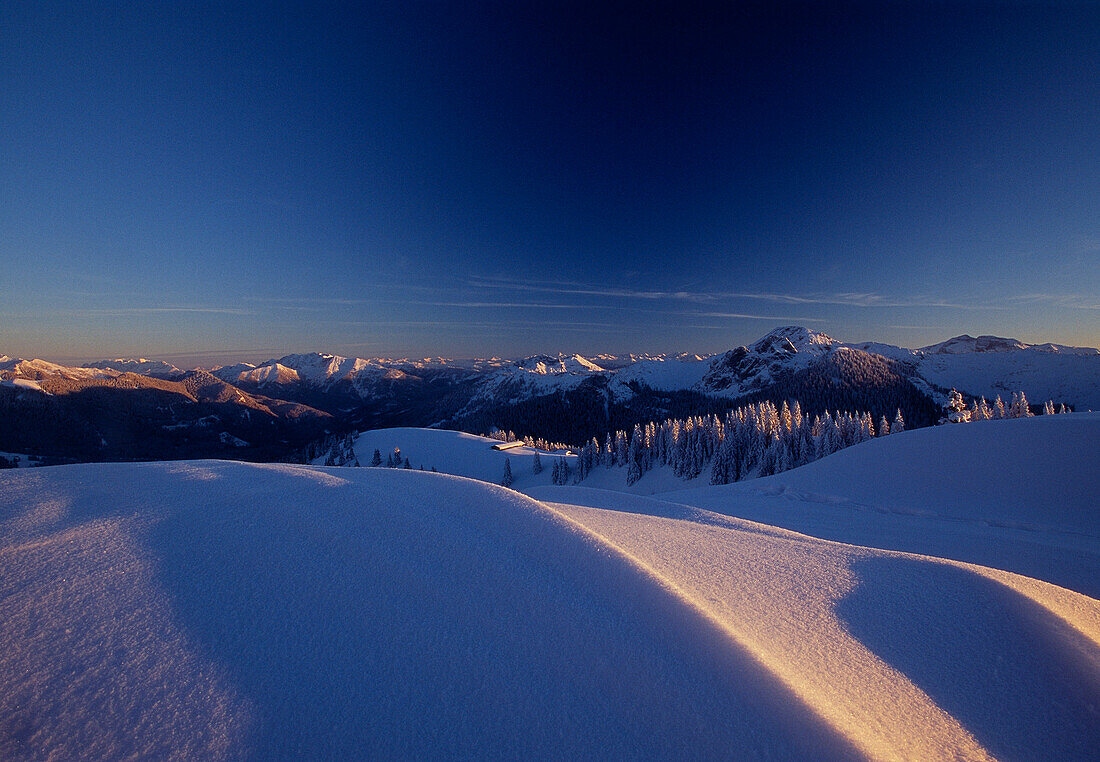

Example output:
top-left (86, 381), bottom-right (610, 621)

top-left (371, 448), bottom-right (382, 467)
top-left (501, 457), bottom-right (513, 488)
top-left (532, 450), bottom-right (543, 474)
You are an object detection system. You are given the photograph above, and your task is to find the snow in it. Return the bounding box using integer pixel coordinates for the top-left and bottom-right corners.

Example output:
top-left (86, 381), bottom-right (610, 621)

top-left (609, 355), bottom-right (710, 393)
top-left (529, 487), bottom-right (1100, 761)
top-left (272, 352), bottom-right (380, 384)
top-left (668, 413), bottom-right (1100, 598)
top-left (0, 358), bottom-right (115, 380)
top-left (0, 378), bottom-right (48, 394)
top-left (348, 427), bottom-right (574, 487)
top-left (915, 349), bottom-right (1100, 410)
top-left (513, 353), bottom-right (605, 374)
top-left (1, 396), bottom-right (1098, 758)
top-left (920, 334), bottom-right (1099, 355)
top-left (1, 462), bottom-right (861, 759)
top-left (237, 362), bottom-right (300, 386)
top-left (81, 358), bottom-right (184, 378)
top-left (356, 416), bottom-right (1100, 598)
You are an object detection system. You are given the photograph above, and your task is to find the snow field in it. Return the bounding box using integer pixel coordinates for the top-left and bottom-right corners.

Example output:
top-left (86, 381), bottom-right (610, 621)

top-left (671, 413), bottom-right (1100, 597)
top-left (2, 413), bottom-right (1097, 759)
top-left (531, 487), bottom-right (1100, 760)
top-left (1, 462), bottom-right (855, 759)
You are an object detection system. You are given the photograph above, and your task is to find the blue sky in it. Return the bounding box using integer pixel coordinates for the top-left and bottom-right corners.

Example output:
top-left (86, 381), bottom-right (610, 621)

top-left (2, 1), bottom-right (1098, 365)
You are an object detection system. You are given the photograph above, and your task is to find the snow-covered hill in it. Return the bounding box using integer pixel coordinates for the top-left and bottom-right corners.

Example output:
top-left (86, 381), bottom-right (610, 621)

top-left (3, 443), bottom-right (1098, 758)
top-left (365, 414), bottom-right (1100, 599)
top-left (663, 413), bottom-right (1100, 598)
top-left (347, 427), bottom-right (573, 487)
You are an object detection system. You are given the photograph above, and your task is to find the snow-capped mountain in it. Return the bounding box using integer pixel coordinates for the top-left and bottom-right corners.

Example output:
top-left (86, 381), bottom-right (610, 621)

top-left (4, 326), bottom-right (1096, 463)
top-left (920, 334), bottom-right (1099, 355)
top-left (82, 358), bottom-right (185, 378)
top-left (514, 353), bottom-right (606, 374)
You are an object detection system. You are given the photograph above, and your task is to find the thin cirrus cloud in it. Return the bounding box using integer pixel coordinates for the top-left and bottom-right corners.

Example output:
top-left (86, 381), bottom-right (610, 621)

top-left (1008, 294), bottom-right (1100, 310)
top-left (465, 276), bottom-right (985, 309)
top-left (77, 307), bottom-right (255, 316)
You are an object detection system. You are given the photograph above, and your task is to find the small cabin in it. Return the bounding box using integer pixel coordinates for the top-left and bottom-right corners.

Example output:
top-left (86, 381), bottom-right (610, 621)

top-left (491, 441), bottom-right (526, 451)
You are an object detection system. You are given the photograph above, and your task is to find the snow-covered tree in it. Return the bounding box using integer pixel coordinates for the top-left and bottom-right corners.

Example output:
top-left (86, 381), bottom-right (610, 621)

top-left (892, 408), bottom-right (905, 433)
top-left (993, 395), bottom-right (1006, 419)
top-left (532, 451), bottom-right (542, 474)
top-left (370, 448), bottom-right (382, 467)
top-left (501, 457), bottom-right (513, 487)
top-left (1010, 391), bottom-right (1033, 418)
top-left (942, 389), bottom-right (970, 424)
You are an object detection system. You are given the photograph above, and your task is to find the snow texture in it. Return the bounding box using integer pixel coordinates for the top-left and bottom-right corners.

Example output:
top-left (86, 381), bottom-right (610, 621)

top-left (669, 413), bottom-right (1100, 598)
top-left (1, 414), bottom-right (1098, 759)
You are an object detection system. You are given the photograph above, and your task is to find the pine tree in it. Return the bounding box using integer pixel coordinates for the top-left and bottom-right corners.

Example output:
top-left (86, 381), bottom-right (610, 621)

top-left (993, 395), bottom-right (1006, 419)
top-left (1010, 391), bottom-right (1033, 418)
top-left (370, 448), bottom-right (382, 467)
top-left (403, 457), bottom-right (411, 469)
top-left (943, 389), bottom-right (970, 423)
top-left (501, 457), bottom-right (513, 487)
top-left (532, 450), bottom-right (543, 474)
top-left (878, 415), bottom-right (890, 436)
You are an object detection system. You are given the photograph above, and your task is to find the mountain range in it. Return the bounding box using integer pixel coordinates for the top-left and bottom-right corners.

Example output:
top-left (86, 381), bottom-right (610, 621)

top-left (2, 327), bottom-right (1096, 462)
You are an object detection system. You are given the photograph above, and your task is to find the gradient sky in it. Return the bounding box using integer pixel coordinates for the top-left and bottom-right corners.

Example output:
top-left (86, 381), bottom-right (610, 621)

top-left (2, 1), bottom-right (1098, 366)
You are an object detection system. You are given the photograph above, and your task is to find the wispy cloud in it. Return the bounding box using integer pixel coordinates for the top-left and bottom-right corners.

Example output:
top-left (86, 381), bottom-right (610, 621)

top-left (696, 311), bottom-right (823, 322)
top-left (467, 276), bottom-right (984, 309)
top-left (1007, 293), bottom-right (1100, 310)
top-left (83, 307), bottom-right (254, 316)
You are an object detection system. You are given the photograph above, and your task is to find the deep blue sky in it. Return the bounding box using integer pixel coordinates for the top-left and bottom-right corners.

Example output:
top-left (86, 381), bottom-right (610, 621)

top-left (2, 1), bottom-right (1098, 365)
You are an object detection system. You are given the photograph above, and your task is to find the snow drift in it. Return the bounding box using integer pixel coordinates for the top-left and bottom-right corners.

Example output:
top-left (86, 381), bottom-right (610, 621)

top-left (0, 463), bottom-right (851, 759)
top-left (2, 413), bottom-right (1098, 759)
top-left (670, 413), bottom-right (1100, 597)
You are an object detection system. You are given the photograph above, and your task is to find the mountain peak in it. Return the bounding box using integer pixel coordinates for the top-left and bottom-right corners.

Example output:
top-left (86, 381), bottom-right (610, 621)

top-left (82, 358), bottom-right (184, 378)
top-left (921, 335), bottom-right (1029, 354)
top-left (750, 326), bottom-right (837, 354)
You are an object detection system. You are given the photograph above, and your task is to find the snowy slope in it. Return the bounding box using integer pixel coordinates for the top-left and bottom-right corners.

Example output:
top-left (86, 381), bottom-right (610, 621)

top-left (3, 458), bottom-right (1098, 758)
top-left (530, 487), bottom-right (1100, 761)
top-left (915, 349), bottom-right (1100, 410)
top-left (920, 334), bottom-right (1099, 355)
top-left (668, 413), bottom-right (1100, 597)
top-left (354, 416), bottom-right (1100, 598)
top-left (0, 462), bottom-right (858, 759)
top-left (348, 427), bottom-right (574, 487)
